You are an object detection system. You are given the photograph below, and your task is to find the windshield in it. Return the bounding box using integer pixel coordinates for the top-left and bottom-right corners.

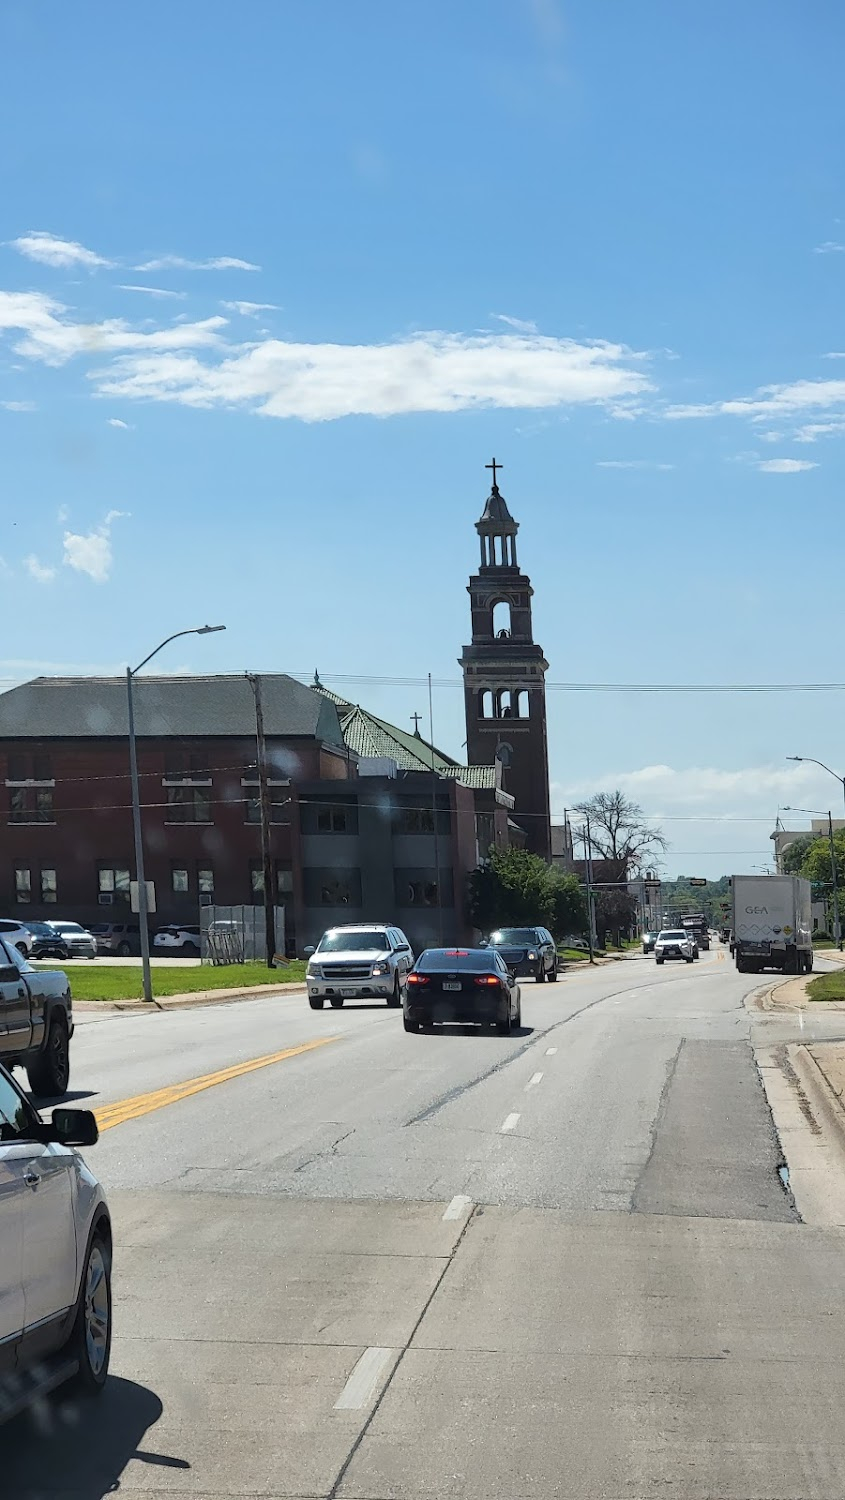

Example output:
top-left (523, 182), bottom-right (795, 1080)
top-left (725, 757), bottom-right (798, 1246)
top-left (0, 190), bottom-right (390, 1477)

top-left (317, 930), bottom-right (390, 953)
top-left (53, 923), bottom-right (85, 934)
top-left (659, 931), bottom-right (688, 941)
top-left (26, 922), bottom-right (58, 936)
top-left (489, 929), bottom-right (539, 945)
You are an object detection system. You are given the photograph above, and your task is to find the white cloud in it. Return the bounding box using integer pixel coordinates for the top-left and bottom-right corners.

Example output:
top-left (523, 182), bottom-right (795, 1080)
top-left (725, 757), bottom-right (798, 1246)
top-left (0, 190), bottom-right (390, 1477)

top-left (56, 505), bottom-right (68, 523)
top-left (107, 417), bottom-right (130, 429)
top-left (814, 241), bottom-right (845, 254)
top-left (93, 331), bottom-right (652, 422)
top-left (10, 231), bottom-right (112, 270)
top-left (596, 459), bottom-right (674, 470)
top-left (221, 300), bottom-right (279, 317)
top-left (118, 284), bottom-right (187, 300)
top-left (757, 458), bottom-right (818, 473)
top-left (135, 255), bottom-right (260, 272)
top-left (823, 351), bottom-right (845, 359)
top-left (0, 290), bottom-right (227, 366)
top-left (1, 399), bottom-right (35, 411)
top-left (759, 430), bottom-right (782, 443)
top-left (25, 554), bottom-right (56, 583)
top-left (492, 313), bottom-right (538, 334)
top-left (62, 510), bottom-right (127, 583)
top-left (666, 377), bottom-right (845, 424)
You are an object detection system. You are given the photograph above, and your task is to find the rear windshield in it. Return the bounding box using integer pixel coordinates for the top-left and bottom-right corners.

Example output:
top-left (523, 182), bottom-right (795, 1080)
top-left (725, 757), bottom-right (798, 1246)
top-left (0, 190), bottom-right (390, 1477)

top-left (418, 949), bottom-right (495, 971)
top-left (318, 930), bottom-right (389, 953)
top-left (488, 929), bottom-right (539, 945)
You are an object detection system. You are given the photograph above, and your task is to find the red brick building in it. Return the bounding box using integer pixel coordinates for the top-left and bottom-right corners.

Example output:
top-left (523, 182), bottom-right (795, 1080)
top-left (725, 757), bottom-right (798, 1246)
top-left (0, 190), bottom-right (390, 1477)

top-left (0, 672), bottom-right (513, 953)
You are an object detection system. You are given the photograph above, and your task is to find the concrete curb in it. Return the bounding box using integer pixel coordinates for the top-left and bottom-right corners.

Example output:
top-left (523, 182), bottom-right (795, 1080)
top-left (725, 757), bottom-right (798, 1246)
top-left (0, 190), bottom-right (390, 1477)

top-left (75, 982), bottom-right (307, 1015)
top-left (793, 1044), bottom-right (845, 1156)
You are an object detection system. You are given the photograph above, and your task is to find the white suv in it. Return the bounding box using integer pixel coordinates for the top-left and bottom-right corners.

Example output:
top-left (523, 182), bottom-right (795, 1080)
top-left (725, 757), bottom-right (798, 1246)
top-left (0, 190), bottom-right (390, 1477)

top-left (305, 925), bottom-right (414, 1009)
top-left (0, 1063), bottom-right (112, 1422)
top-left (0, 920), bottom-right (33, 956)
top-left (654, 929), bottom-right (695, 965)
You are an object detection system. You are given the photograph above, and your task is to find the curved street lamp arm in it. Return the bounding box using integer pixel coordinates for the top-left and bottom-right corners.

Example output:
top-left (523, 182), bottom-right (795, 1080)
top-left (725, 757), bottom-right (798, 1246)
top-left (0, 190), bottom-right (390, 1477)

top-left (131, 625), bottom-right (223, 676)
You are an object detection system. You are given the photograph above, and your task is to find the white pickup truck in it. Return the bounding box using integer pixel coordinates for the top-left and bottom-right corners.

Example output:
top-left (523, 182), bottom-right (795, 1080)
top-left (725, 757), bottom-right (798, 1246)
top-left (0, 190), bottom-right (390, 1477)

top-left (0, 936), bottom-right (73, 1096)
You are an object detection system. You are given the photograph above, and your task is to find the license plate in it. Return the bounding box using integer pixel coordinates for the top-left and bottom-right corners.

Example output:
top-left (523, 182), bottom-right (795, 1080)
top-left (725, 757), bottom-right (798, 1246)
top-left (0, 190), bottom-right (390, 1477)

top-left (442, 981), bottom-right (461, 992)
top-left (341, 987), bottom-right (357, 997)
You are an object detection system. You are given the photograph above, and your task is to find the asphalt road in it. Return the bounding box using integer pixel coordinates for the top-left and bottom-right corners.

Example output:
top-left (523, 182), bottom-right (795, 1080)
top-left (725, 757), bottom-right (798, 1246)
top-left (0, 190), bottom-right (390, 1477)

top-left (7, 947), bottom-right (845, 1499)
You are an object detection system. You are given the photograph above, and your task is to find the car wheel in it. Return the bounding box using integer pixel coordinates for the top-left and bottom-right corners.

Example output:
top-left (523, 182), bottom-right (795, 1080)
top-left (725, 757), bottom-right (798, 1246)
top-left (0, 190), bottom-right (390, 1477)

top-left (686, 956), bottom-right (694, 964)
top-left (656, 957), bottom-right (664, 965)
top-left (117, 942), bottom-right (131, 957)
top-left (308, 997), bottom-right (325, 1009)
top-left (496, 1011), bottom-right (512, 1035)
top-left (513, 994), bottom-right (522, 1028)
top-left (403, 1016), bottom-right (419, 1033)
top-left (386, 975), bottom-right (402, 1008)
top-left (15, 942), bottom-right (27, 955)
top-left (329, 997), bottom-right (344, 1008)
top-left (548, 964), bottom-right (558, 982)
top-left (27, 1011), bottom-right (70, 1097)
top-left (66, 1231), bottom-right (112, 1394)
top-left (535, 966), bottom-right (545, 983)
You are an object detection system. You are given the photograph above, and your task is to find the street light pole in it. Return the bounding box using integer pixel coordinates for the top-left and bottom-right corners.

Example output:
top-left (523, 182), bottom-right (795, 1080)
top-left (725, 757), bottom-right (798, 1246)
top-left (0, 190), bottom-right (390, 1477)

top-left (827, 810), bottom-right (842, 951)
top-left (127, 625), bottom-right (226, 1002)
top-left (787, 756), bottom-right (845, 822)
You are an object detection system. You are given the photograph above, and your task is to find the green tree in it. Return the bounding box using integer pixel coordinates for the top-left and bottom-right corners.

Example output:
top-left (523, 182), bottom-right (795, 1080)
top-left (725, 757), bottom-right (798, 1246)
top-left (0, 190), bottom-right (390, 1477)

top-left (799, 829), bottom-right (845, 887)
top-left (781, 833), bottom-right (817, 875)
top-left (468, 847), bottom-right (586, 942)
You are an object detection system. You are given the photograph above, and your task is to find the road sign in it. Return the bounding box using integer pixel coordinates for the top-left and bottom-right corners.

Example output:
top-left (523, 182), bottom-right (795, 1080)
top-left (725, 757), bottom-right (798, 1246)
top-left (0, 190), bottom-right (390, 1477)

top-left (689, 877), bottom-right (707, 887)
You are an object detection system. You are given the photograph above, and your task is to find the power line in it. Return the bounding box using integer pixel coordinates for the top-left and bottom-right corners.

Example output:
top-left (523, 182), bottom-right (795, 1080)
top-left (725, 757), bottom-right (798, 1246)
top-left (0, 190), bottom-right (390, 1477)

top-left (289, 671), bottom-right (845, 696)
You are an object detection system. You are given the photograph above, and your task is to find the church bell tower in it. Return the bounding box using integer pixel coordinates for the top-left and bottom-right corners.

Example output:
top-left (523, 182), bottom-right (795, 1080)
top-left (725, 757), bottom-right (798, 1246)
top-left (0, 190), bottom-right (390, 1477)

top-left (460, 461), bottom-right (551, 859)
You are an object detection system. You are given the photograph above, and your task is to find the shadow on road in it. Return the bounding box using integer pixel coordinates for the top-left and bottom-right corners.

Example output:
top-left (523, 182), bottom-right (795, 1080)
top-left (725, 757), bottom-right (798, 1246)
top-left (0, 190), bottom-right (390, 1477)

top-left (0, 1376), bottom-right (186, 1499)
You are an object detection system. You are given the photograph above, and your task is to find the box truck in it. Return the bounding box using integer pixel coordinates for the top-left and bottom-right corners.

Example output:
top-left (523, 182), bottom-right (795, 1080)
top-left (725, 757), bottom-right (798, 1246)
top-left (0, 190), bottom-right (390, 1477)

top-left (731, 874), bottom-right (813, 974)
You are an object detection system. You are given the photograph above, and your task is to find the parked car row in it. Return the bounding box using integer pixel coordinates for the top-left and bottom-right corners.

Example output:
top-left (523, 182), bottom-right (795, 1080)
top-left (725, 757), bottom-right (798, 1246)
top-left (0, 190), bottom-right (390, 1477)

top-left (0, 918), bottom-right (204, 960)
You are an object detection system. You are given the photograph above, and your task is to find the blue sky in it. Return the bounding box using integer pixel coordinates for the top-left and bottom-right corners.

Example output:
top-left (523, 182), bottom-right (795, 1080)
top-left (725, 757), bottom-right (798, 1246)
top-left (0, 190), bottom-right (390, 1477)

top-left (1, 0), bottom-right (844, 876)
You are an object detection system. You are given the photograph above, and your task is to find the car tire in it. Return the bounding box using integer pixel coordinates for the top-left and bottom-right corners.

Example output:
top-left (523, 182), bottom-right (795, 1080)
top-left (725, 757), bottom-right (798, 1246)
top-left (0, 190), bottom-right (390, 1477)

top-left (403, 1016), bottom-right (419, 1033)
top-left (308, 997), bottom-right (325, 1009)
top-left (329, 997), bottom-right (344, 1008)
top-left (117, 942), bottom-right (131, 957)
top-left (66, 1231), bottom-right (112, 1395)
top-left (513, 995), bottom-right (522, 1028)
top-left (656, 957), bottom-right (664, 965)
top-left (27, 1011), bottom-right (70, 1097)
top-left (15, 942), bottom-right (27, 956)
top-left (496, 1012), bottom-right (512, 1035)
top-left (686, 956), bottom-right (694, 964)
top-left (386, 976), bottom-right (402, 1008)
top-left (535, 966), bottom-right (545, 984)
top-left (548, 964), bottom-right (558, 982)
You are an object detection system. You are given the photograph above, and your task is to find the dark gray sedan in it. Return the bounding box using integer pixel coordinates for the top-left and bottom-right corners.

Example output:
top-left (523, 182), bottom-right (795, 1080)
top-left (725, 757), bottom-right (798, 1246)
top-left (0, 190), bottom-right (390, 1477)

top-left (403, 948), bottom-right (522, 1034)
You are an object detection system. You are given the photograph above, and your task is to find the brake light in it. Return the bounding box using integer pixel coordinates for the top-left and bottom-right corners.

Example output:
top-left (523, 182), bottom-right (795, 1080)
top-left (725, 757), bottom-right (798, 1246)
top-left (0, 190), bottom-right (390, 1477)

top-left (474, 976), bottom-right (501, 987)
top-left (407, 973), bottom-right (429, 986)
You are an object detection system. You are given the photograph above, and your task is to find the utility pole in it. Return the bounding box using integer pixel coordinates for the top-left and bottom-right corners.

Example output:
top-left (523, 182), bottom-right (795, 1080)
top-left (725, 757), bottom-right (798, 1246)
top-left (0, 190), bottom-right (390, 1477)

top-left (428, 673), bottom-right (444, 946)
top-left (827, 810), bottom-right (842, 951)
top-left (247, 673), bottom-right (276, 968)
top-left (585, 816), bottom-right (597, 962)
top-left (126, 666), bottom-right (154, 1005)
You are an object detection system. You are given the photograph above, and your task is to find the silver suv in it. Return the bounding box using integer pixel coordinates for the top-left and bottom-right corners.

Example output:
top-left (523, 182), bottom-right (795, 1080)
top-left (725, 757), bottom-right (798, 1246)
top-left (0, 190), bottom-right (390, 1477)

top-left (305, 924), bottom-right (414, 1009)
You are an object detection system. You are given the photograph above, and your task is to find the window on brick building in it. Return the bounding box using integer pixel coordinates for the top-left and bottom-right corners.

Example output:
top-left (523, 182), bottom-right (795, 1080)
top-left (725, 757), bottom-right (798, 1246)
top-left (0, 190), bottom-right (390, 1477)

top-left (198, 867), bottom-right (214, 896)
top-left (98, 866), bottom-right (131, 903)
top-left (172, 867), bottom-right (189, 893)
top-left (14, 867), bottom-right (31, 904)
top-left (9, 786), bottom-right (54, 824)
top-left (165, 785), bottom-right (212, 823)
top-left (41, 869), bottom-right (57, 904)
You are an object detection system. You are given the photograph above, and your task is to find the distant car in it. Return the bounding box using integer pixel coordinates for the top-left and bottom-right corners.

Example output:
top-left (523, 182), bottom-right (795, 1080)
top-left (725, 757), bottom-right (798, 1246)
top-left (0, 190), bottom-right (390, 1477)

top-left (654, 929), bottom-right (695, 965)
top-left (642, 930), bottom-right (658, 954)
top-left (25, 920), bottom-right (72, 959)
top-left (305, 924), bottom-right (414, 1009)
top-left (88, 920), bottom-right (140, 956)
top-left (563, 936), bottom-right (590, 952)
top-left (49, 921), bottom-right (97, 959)
top-left (0, 919), bottom-right (33, 956)
top-left (0, 1061), bottom-right (112, 1423)
top-left (153, 924), bottom-right (201, 956)
top-left (484, 926), bottom-right (558, 983)
top-left (403, 947), bottom-right (522, 1034)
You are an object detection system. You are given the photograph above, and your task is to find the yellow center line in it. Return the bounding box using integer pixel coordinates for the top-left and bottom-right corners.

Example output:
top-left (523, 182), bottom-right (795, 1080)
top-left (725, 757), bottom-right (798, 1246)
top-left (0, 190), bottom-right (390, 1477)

top-left (94, 1035), bottom-right (341, 1132)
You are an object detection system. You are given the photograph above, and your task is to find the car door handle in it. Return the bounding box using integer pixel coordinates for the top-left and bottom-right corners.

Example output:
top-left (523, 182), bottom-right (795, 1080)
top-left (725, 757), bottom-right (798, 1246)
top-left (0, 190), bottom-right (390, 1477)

top-left (23, 1169), bottom-right (40, 1188)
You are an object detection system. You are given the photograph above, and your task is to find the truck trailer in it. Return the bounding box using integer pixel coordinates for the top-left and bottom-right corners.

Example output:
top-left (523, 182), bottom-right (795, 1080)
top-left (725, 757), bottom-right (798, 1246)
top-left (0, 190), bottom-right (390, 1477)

top-left (731, 874), bottom-right (813, 975)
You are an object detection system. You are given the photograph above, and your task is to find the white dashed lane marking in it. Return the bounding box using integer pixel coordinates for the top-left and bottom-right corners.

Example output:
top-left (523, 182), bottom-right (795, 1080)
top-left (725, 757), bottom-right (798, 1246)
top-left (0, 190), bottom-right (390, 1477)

top-left (500, 1113), bottom-right (520, 1133)
top-left (545, 1047), bottom-right (557, 1055)
top-left (334, 1347), bottom-right (394, 1410)
top-left (442, 1194), bottom-right (473, 1221)
top-left (525, 1072), bottom-right (544, 1090)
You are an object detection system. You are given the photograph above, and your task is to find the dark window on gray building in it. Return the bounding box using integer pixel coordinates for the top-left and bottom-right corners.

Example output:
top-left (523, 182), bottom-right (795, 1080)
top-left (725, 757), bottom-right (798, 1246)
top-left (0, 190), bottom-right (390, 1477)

top-left (303, 868), bottom-right (362, 907)
top-left (301, 797), bottom-right (358, 835)
top-left (394, 869), bottom-right (454, 908)
top-left (391, 797), bottom-right (451, 835)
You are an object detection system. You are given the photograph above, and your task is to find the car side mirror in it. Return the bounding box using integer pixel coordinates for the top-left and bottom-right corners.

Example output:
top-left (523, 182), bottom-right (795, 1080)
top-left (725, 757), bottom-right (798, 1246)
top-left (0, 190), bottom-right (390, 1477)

top-left (304, 946), bottom-right (316, 957)
top-left (49, 1108), bottom-right (99, 1147)
top-left (0, 964), bottom-right (19, 983)
top-left (508, 968), bottom-right (518, 982)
